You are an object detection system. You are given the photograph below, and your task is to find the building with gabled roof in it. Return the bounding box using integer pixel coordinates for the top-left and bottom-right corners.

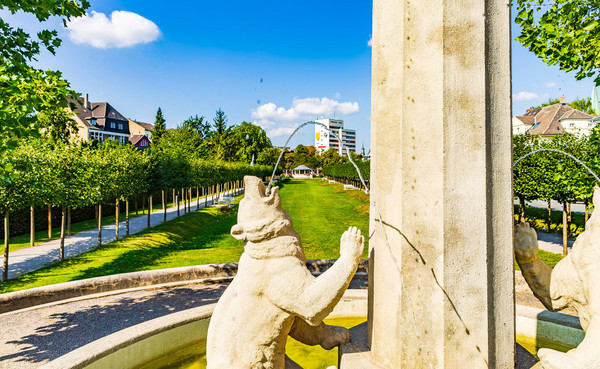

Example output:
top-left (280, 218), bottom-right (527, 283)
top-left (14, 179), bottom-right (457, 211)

top-left (513, 97), bottom-right (597, 138)
top-left (129, 134), bottom-right (151, 150)
top-left (70, 94), bottom-right (131, 144)
top-left (129, 119), bottom-right (154, 140)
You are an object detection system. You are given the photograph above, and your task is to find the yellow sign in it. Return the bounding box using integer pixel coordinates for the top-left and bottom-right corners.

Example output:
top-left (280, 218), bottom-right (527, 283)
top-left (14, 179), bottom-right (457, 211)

top-left (316, 132), bottom-right (320, 140)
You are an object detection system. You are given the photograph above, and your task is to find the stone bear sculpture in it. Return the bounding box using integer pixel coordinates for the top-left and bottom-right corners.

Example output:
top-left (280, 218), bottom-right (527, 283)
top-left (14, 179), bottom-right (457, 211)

top-left (206, 176), bottom-right (364, 368)
top-left (515, 186), bottom-right (600, 369)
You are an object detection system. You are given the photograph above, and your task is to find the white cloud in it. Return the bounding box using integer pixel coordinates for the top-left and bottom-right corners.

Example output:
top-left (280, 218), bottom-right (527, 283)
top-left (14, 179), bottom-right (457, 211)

top-left (67, 11), bottom-right (160, 48)
top-left (368, 37), bottom-right (372, 47)
top-left (268, 125), bottom-right (298, 138)
top-left (513, 91), bottom-right (540, 102)
top-left (251, 96), bottom-right (360, 138)
top-left (544, 82), bottom-right (556, 88)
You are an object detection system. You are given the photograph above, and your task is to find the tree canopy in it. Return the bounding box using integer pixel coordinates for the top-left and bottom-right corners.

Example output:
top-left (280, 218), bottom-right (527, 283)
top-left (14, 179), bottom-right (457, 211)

top-left (529, 97), bottom-right (596, 115)
top-left (0, 0), bottom-right (89, 184)
top-left (153, 107), bottom-right (167, 142)
top-left (515, 0), bottom-right (600, 84)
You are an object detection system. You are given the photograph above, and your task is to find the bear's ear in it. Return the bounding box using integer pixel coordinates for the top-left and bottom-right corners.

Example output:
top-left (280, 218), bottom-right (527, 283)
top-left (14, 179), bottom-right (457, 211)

top-left (231, 224), bottom-right (246, 241)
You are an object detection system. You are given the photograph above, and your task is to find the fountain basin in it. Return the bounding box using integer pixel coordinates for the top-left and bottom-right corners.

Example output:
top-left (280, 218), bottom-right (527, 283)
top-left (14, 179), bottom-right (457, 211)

top-left (39, 287), bottom-right (583, 369)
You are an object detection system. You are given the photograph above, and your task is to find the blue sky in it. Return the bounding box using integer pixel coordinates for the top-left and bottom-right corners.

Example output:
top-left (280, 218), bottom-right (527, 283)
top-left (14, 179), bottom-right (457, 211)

top-left (1, 1), bottom-right (597, 149)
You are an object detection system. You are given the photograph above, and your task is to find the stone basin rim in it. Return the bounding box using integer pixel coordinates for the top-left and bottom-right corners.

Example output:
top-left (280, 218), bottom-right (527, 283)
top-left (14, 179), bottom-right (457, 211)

top-left (37, 286), bottom-right (583, 369)
top-left (0, 259), bottom-right (368, 314)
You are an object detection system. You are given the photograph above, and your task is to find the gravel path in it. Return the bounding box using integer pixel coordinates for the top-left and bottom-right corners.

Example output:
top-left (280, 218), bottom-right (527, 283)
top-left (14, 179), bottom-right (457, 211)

top-left (0, 282), bottom-right (229, 369)
top-left (0, 190), bottom-right (240, 280)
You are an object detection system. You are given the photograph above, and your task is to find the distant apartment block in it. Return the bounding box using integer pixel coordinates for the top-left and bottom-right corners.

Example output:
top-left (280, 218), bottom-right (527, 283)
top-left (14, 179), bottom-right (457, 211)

top-left (314, 118), bottom-right (356, 155)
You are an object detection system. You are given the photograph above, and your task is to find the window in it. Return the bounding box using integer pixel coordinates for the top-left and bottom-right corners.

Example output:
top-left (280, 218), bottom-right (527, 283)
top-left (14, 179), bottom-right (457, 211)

top-left (111, 122), bottom-right (116, 129)
top-left (90, 118), bottom-right (97, 126)
top-left (118, 123), bottom-right (123, 130)
top-left (570, 123), bottom-right (575, 128)
top-left (89, 131), bottom-right (103, 142)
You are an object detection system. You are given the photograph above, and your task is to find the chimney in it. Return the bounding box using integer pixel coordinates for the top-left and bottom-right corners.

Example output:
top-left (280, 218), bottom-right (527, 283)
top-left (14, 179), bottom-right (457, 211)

top-left (84, 93), bottom-right (89, 109)
top-left (560, 96), bottom-right (566, 105)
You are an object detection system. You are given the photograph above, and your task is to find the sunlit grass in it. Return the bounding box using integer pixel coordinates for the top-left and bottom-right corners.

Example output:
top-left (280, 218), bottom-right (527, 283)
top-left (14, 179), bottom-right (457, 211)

top-left (2, 180), bottom-right (569, 294)
top-left (0, 180), bottom-right (369, 294)
top-left (514, 204), bottom-right (587, 237)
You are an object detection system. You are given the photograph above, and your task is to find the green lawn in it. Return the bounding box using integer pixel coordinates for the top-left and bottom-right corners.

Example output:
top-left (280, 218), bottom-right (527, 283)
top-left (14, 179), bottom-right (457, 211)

top-left (0, 180), bottom-right (566, 294)
top-left (0, 180), bottom-right (369, 294)
top-left (515, 204), bottom-right (587, 238)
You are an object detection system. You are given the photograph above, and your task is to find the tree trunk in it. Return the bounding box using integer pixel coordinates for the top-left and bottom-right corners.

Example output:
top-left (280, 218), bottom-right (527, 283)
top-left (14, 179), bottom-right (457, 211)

top-left (518, 195), bottom-right (526, 223)
top-left (67, 206), bottom-right (72, 236)
top-left (142, 196), bottom-right (146, 215)
top-left (204, 187), bottom-right (208, 207)
top-left (3, 210), bottom-right (9, 281)
top-left (98, 204), bottom-right (102, 246)
top-left (197, 187), bottom-right (200, 209)
top-left (568, 202), bottom-right (572, 237)
top-left (60, 206), bottom-right (66, 261)
top-left (47, 204), bottom-right (52, 240)
top-left (563, 202), bottom-right (568, 256)
top-left (115, 199), bottom-right (120, 240)
top-left (547, 199), bottom-right (552, 232)
top-left (135, 197), bottom-right (138, 216)
top-left (189, 188), bottom-right (192, 212)
top-left (182, 188), bottom-right (186, 213)
top-left (147, 196), bottom-right (152, 228)
top-left (177, 190), bottom-right (180, 216)
top-left (173, 189), bottom-right (176, 207)
top-left (163, 190), bottom-right (167, 223)
top-left (30, 205), bottom-right (35, 247)
top-left (126, 200), bottom-right (130, 237)
top-left (585, 199), bottom-right (590, 224)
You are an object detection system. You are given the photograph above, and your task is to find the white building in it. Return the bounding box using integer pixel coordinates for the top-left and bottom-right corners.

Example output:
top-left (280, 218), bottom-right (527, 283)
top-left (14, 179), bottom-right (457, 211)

top-left (512, 97), bottom-right (597, 138)
top-left (314, 118), bottom-right (357, 155)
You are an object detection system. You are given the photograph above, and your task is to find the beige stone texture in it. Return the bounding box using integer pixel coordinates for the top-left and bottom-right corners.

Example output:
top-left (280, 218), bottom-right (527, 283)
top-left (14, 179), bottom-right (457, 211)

top-left (206, 176), bottom-right (363, 369)
top-left (367, 0), bottom-right (514, 367)
top-left (515, 187), bottom-right (600, 369)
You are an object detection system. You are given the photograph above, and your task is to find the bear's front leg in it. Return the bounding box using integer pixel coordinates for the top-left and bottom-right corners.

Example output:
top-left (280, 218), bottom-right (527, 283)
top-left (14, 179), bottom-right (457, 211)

top-left (289, 316), bottom-right (350, 350)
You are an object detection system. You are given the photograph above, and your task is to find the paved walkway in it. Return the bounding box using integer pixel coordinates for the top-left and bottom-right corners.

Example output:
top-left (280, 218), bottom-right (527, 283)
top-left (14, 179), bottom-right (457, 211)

top-left (514, 198), bottom-right (590, 214)
top-left (0, 189), bottom-right (242, 280)
top-left (0, 282), bottom-right (229, 369)
top-left (536, 229), bottom-right (574, 254)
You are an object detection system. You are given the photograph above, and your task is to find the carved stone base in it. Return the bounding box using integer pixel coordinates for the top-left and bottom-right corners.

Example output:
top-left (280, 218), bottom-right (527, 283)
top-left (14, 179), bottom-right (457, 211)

top-left (339, 323), bottom-right (540, 369)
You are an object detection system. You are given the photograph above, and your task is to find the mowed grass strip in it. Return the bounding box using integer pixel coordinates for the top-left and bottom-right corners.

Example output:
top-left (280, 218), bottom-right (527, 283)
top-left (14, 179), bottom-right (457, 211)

top-left (277, 180), bottom-right (369, 259)
top-left (0, 180), bottom-right (369, 294)
top-left (0, 203), bottom-right (243, 294)
top-left (0, 179), bottom-right (565, 294)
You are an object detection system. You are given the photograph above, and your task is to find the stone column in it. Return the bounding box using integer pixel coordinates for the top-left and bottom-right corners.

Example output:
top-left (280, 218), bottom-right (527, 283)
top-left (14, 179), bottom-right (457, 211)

top-left (367, 0), bottom-right (513, 367)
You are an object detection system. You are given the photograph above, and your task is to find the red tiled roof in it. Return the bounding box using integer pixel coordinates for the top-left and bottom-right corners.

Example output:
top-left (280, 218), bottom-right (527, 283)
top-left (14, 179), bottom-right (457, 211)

top-left (523, 103), bottom-right (592, 136)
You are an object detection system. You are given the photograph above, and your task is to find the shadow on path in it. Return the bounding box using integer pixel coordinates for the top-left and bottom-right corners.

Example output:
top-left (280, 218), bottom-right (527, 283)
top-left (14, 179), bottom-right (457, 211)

top-left (0, 284), bottom-right (227, 366)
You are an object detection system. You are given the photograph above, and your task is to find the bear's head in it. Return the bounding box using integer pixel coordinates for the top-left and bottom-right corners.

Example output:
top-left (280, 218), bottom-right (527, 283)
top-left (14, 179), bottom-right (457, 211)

top-left (230, 176), bottom-right (296, 244)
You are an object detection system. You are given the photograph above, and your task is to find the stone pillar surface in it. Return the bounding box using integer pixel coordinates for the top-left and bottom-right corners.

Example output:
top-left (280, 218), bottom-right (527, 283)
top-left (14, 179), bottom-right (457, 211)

top-left (367, 0), bottom-right (514, 367)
